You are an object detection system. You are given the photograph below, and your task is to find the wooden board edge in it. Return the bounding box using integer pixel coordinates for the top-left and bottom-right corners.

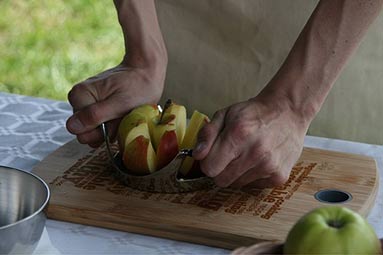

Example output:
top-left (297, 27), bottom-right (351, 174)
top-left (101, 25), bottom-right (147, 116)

top-left (362, 161), bottom-right (380, 217)
top-left (302, 146), bottom-right (377, 162)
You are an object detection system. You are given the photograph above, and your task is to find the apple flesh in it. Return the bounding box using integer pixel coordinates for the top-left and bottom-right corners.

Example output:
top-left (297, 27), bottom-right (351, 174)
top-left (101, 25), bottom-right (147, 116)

top-left (118, 105), bottom-right (159, 175)
top-left (284, 206), bottom-right (382, 254)
top-left (151, 101), bottom-right (187, 169)
top-left (179, 110), bottom-right (209, 176)
top-left (117, 105), bottom-right (159, 152)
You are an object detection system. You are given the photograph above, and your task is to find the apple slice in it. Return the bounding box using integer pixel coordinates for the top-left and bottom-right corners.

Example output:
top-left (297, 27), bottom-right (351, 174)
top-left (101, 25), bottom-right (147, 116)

top-left (118, 104), bottom-right (159, 175)
top-left (151, 101), bottom-right (187, 149)
top-left (129, 104), bottom-right (159, 117)
top-left (117, 104), bottom-right (159, 152)
top-left (156, 130), bottom-right (179, 169)
top-left (151, 101), bottom-right (187, 169)
top-left (164, 102), bottom-right (187, 146)
top-left (179, 110), bottom-right (209, 176)
top-left (117, 113), bottom-right (146, 152)
top-left (122, 123), bottom-right (157, 175)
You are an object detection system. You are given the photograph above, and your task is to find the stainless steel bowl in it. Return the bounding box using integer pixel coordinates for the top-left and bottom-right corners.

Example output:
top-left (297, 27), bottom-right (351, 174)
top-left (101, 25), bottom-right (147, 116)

top-left (0, 166), bottom-right (50, 254)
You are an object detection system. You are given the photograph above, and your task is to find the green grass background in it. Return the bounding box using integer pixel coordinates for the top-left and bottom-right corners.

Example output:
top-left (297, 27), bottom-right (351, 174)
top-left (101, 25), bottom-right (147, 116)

top-left (0, 0), bottom-right (124, 100)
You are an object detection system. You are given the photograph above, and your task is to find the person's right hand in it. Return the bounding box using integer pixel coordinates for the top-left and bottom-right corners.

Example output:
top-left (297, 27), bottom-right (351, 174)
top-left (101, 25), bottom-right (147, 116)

top-left (66, 61), bottom-right (166, 147)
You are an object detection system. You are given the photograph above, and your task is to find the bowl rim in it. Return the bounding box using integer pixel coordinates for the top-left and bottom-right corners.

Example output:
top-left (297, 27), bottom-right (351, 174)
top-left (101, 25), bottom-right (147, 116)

top-left (0, 166), bottom-right (50, 230)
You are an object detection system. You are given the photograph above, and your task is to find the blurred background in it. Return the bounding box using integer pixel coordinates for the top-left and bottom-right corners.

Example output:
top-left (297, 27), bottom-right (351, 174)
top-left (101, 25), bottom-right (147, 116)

top-left (0, 0), bottom-right (124, 100)
top-left (1, 0), bottom-right (382, 144)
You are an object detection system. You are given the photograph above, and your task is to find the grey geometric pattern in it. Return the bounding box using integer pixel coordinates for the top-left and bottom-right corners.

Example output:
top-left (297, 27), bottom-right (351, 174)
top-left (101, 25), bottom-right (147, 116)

top-left (0, 92), bottom-right (74, 171)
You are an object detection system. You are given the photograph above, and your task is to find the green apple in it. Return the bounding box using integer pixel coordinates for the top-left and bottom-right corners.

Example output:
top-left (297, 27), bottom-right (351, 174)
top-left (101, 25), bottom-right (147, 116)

top-left (284, 206), bottom-right (382, 254)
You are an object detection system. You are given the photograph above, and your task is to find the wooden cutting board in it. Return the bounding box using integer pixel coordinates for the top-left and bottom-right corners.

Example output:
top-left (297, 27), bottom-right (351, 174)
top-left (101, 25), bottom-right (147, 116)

top-left (32, 139), bottom-right (379, 249)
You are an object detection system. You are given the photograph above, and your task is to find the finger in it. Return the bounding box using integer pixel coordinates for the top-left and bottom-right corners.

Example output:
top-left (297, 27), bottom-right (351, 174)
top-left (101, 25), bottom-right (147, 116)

top-left (198, 126), bottom-right (243, 178)
top-left (89, 141), bottom-right (104, 148)
top-left (213, 148), bottom-right (273, 187)
top-left (241, 172), bottom-right (290, 189)
top-left (231, 144), bottom-right (295, 188)
top-left (75, 119), bottom-right (120, 145)
top-left (232, 143), bottom-right (291, 189)
top-left (207, 134), bottom-right (271, 187)
top-left (211, 155), bottom-right (256, 187)
top-left (66, 97), bottom-right (130, 135)
top-left (67, 82), bottom-right (97, 112)
top-left (192, 109), bottom-right (226, 160)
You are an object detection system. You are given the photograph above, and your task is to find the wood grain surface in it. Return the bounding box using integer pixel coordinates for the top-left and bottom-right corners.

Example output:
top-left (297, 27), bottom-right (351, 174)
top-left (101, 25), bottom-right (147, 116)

top-left (32, 139), bottom-right (379, 249)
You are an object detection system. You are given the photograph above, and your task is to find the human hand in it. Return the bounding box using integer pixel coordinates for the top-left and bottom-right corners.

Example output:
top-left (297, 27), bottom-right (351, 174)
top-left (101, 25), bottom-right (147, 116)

top-left (66, 62), bottom-right (166, 147)
top-left (192, 94), bottom-right (310, 188)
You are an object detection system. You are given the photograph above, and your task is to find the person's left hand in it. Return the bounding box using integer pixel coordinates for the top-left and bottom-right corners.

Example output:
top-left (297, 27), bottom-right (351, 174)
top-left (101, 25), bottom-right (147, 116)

top-left (192, 94), bottom-right (310, 188)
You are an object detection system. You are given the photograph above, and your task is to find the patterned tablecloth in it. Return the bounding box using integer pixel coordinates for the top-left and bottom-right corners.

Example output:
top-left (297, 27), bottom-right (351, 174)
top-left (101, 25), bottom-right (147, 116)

top-left (1, 92), bottom-right (382, 254)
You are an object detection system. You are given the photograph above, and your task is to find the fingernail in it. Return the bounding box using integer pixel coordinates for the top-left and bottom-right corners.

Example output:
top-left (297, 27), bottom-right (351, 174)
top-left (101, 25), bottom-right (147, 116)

top-left (193, 142), bottom-right (206, 154)
top-left (69, 117), bottom-right (84, 133)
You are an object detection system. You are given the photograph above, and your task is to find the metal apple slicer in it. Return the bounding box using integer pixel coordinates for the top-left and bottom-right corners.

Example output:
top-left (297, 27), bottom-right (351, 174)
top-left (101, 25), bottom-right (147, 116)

top-left (101, 123), bottom-right (214, 193)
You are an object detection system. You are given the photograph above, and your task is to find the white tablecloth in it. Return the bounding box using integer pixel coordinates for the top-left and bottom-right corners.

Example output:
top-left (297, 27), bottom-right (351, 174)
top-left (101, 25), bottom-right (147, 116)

top-left (1, 92), bottom-right (382, 254)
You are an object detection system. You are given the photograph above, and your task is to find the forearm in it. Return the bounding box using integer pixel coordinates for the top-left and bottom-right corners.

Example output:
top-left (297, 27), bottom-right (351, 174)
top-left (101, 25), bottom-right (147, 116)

top-left (114, 0), bottom-right (167, 69)
top-left (262, 0), bottom-right (382, 124)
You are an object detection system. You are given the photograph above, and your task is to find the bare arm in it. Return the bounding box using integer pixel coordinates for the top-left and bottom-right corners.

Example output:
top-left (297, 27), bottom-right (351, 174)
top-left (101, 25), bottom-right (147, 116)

top-left (263, 0), bottom-right (383, 125)
top-left (193, 0), bottom-right (383, 188)
top-left (114, 0), bottom-right (167, 69)
top-left (66, 0), bottom-right (167, 147)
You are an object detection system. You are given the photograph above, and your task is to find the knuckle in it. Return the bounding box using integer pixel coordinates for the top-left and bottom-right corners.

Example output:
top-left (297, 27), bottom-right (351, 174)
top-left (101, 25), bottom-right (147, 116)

top-left (67, 83), bottom-right (85, 104)
top-left (229, 122), bottom-right (251, 143)
top-left (77, 131), bottom-right (102, 146)
top-left (85, 105), bottom-right (102, 125)
top-left (255, 151), bottom-right (277, 176)
top-left (197, 124), bottom-right (214, 141)
top-left (77, 134), bottom-right (91, 145)
top-left (212, 109), bottom-right (225, 120)
top-left (214, 177), bottom-right (231, 188)
top-left (263, 155), bottom-right (278, 172)
top-left (200, 160), bottom-right (219, 177)
top-left (249, 142), bottom-right (266, 159)
top-left (214, 173), bottom-right (234, 188)
top-left (269, 172), bottom-right (289, 187)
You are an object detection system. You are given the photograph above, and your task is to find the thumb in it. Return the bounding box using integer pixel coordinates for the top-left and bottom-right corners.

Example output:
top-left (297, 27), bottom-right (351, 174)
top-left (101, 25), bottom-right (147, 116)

top-left (193, 109), bottom-right (226, 160)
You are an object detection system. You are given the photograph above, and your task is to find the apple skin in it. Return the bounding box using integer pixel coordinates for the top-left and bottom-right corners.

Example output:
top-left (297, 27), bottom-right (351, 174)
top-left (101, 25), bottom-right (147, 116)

top-left (284, 206), bottom-right (382, 254)
top-left (156, 130), bottom-right (179, 169)
top-left (123, 135), bottom-right (157, 175)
